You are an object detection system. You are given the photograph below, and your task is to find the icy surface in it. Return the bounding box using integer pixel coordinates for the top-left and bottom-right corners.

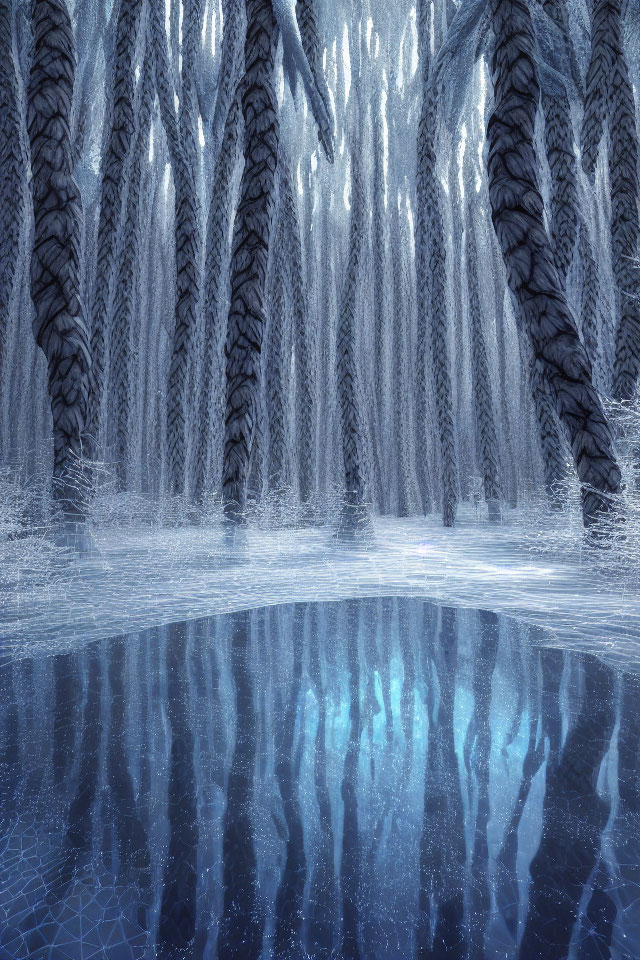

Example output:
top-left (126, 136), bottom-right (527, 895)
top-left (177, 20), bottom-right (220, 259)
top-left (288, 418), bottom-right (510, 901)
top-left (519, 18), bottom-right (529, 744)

top-left (0, 600), bottom-right (638, 959)
top-left (1, 512), bottom-right (639, 665)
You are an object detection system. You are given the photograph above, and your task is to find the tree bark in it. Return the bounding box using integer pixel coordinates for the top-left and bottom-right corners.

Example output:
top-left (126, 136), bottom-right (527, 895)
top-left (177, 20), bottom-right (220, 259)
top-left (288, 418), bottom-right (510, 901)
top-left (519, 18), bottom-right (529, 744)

top-left (87, 0), bottom-right (143, 455)
top-left (223, 0), bottom-right (279, 519)
top-left (152, 0), bottom-right (204, 497)
top-left (194, 90), bottom-right (243, 503)
top-left (487, 0), bottom-right (621, 524)
top-left (336, 121), bottom-right (372, 536)
top-left (111, 54), bottom-right (154, 489)
top-left (28, 0), bottom-right (92, 523)
top-left (0, 1), bottom-right (27, 370)
top-left (418, 90), bottom-right (458, 527)
top-left (468, 207), bottom-right (502, 520)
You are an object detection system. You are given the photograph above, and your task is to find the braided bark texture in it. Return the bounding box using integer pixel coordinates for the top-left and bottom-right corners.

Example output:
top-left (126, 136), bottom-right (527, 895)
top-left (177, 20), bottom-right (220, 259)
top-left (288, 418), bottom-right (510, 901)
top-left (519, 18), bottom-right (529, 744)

top-left (223, 0), bottom-right (279, 518)
top-left (111, 55), bottom-right (154, 489)
top-left (0, 1), bottom-right (26, 362)
top-left (607, 0), bottom-right (640, 400)
top-left (419, 91), bottom-right (458, 527)
top-left (468, 211), bottom-right (502, 519)
top-left (541, 86), bottom-right (577, 286)
top-left (164, 0), bottom-right (204, 495)
top-left (194, 92), bottom-right (243, 503)
top-left (87, 0), bottom-right (143, 453)
top-left (28, 0), bottom-right (91, 517)
top-left (336, 129), bottom-right (371, 535)
top-left (279, 151), bottom-right (315, 506)
top-left (488, 0), bottom-right (621, 523)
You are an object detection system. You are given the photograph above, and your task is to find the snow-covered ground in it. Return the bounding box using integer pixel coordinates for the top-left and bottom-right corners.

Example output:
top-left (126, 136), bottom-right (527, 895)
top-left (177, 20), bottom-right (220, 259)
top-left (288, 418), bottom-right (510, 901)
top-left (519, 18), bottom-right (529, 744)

top-left (2, 508), bottom-right (639, 667)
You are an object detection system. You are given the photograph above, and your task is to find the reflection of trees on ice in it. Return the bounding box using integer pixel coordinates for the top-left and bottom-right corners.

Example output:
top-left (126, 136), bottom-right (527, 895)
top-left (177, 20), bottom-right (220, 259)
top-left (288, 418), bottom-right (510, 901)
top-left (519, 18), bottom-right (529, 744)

top-left (0, 598), bottom-right (638, 958)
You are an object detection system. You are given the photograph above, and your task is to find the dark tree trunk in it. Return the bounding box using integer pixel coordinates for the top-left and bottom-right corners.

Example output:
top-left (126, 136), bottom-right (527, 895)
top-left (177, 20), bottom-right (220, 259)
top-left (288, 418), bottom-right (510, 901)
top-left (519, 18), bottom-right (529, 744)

top-left (223, 0), bottom-right (279, 519)
top-left (487, 0), bottom-right (621, 525)
top-left (28, 0), bottom-right (92, 524)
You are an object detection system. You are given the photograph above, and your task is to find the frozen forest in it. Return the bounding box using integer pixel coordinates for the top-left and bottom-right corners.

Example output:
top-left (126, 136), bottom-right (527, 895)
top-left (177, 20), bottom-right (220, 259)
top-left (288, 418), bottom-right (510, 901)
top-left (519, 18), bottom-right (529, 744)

top-left (0, 0), bottom-right (638, 536)
top-left (1, 0), bottom-right (640, 957)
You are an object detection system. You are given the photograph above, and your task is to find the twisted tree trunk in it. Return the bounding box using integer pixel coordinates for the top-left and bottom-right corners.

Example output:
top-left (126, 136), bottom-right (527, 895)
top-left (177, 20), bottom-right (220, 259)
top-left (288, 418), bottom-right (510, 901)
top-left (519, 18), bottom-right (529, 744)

top-left (579, 225), bottom-right (604, 385)
top-left (111, 55), bottom-right (154, 490)
top-left (336, 123), bottom-right (372, 536)
top-left (279, 151), bottom-right (315, 509)
top-left (153, 0), bottom-right (203, 497)
top-left (87, 0), bottom-right (142, 455)
top-left (0, 1), bottom-right (27, 369)
top-left (581, 0), bottom-right (616, 179)
top-left (468, 208), bottom-right (502, 520)
top-left (265, 211), bottom-right (290, 493)
top-left (28, 0), bottom-right (91, 522)
top-left (193, 92), bottom-right (243, 503)
top-left (607, 4), bottom-right (640, 400)
top-left (488, 0), bottom-right (621, 524)
top-left (582, 0), bottom-right (640, 400)
top-left (209, 0), bottom-right (245, 160)
top-left (418, 89), bottom-right (458, 527)
top-left (295, 0), bottom-right (331, 135)
top-left (371, 87), bottom-right (388, 512)
top-left (223, 0), bottom-right (279, 519)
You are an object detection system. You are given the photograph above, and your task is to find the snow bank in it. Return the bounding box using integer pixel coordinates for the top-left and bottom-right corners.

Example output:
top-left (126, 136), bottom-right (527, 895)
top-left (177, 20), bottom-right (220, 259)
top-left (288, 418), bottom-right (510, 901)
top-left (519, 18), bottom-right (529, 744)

top-left (1, 508), bottom-right (639, 667)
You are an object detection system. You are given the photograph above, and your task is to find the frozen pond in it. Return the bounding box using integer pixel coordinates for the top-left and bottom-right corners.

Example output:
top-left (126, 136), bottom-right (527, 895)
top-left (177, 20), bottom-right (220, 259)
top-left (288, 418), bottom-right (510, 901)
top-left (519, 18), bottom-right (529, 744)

top-left (1, 597), bottom-right (638, 959)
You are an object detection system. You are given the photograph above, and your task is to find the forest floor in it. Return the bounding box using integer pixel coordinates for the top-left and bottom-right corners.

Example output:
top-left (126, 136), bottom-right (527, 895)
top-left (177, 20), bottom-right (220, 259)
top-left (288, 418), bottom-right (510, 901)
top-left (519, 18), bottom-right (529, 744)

top-left (1, 506), bottom-right (639, 666)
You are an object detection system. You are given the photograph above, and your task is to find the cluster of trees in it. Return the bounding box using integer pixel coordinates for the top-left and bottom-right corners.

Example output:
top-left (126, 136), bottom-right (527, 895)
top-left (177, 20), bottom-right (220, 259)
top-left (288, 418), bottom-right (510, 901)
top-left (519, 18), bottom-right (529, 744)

top-left (0, 0), bottom-right (638, 532)
top-left (1, 600), bottom-right (636, 957)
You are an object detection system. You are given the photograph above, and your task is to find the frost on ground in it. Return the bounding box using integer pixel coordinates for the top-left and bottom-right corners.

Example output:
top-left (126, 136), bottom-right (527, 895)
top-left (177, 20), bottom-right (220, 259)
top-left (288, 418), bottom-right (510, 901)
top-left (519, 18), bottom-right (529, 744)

top-left (1, 499), bottom-right (639, 667)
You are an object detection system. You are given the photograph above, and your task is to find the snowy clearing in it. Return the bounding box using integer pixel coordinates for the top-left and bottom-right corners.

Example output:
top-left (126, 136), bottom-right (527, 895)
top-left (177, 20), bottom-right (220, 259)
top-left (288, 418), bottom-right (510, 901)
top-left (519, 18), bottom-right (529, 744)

top-left (2, 510), bottom-right (639, 666)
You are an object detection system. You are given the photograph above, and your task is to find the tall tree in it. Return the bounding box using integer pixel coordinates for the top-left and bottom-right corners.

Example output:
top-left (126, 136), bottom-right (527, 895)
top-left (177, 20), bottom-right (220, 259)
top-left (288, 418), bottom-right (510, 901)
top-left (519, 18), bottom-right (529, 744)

top-left (540, 0), bottom-right (578, 288)
top-left (28, 0), bottom-right (91, 524)
top-left (487, 0), bottom-right (621, 524)
top-left (467, 201), bottom-right (502, 520)
top-left (280, 151), bottom-right (316, 511)
top-left (0, 0), bottom-right (27, 372)
top-left (296, 0), bottom-right (332, 158)
top-left (87, 0), bottom-right (143, 455)
top-left (209, 0), bottom-right (245, 160)
top-left (152, 0), bottom-right (204, 497)
top-left (222, 0), bottom-right (332, 519)
top-left (110, 53), bottom-right (154, 489)
top-left (416, 0), bottom-right (458, 527)
top-left (336, 116), bottom-right (372, 536)
top-left (370, 80), bottom-right (389, 513)
top-left (582, 0), bottom-right (640, 400)
top-left (194, 91), bottom-right (243, 503)
top-left (222, 0), bottom-right (280, 519)
top-left (265, 207), bottom-right (291, 495)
